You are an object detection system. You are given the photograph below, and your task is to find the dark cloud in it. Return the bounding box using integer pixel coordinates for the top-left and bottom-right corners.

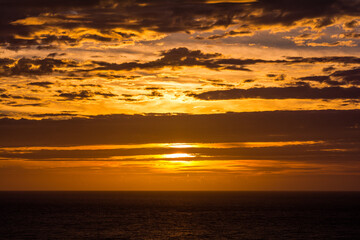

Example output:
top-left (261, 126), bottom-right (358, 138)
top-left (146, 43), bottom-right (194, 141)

top-left (298, 76), bottom-right (331, 83)
top-left (145, 87), bottom-right (165, 90)
top-left (0, 94), bottom-right (10, 99)
top-left (57, 90), bottom-right (94, 100)
top-left (0, 0), bottom-right (248, 49)
top-left (0, 0), bottom-right (101, 49)
top-left (285, 56), bottom-right (360, 64)
top-left (0, 58), bottom-right (72, 76)
top-left (243, 79), bottom-right (255, 83)
top-left (297, 68), bottom-right (360, 86)
top-left (46, 52), bottom-right (66, 58)
top-left (345, 20), bottom-right (359, 28)
top-left (96, 92), bottom-right (117, 98)
top-left (1, 52), bottom-right (359, 78)
top-left (30, 113), bottom-right (80, 118)
top-left (92, 48), bottom-right (360, 73)
top-left (0, 94), bottom-right (40, 101)
top-left (297, 75), bottom-right (344, 86)
top-left (0, 110), bottom-right (359, 147)
top-left (323, 66), bottom-right (336, 73)
top-left (93, 47), bottom-right (225, 71)
top-left (274, 74), bottom-right (286, 81)
top-left (57, 90), bottom-right (116, 101)
top-left (79, 84), bottom-right (102, 88)
top-left (27, 81), bottom-right (54, 88)
top-left (266, 73), bottom-right (288, 81)
top-left (251, 0), bottom-right (360, 27)
top-left (4, 103), bottom-right (43, 107)
top-left (189, 86), bottom-right (360, 100)
top-left (147, 91), bottom-right (163, 97)
top-left (267, 74), bottom-right (276, 77)
top-left (195, 30), bottom-right (252, 40)
top-left (331, 68), bottom-right (360, 85)
top-left (1, 0), bottom-right (359, 49)
top-left (340, 32), bottom-right (360, 39)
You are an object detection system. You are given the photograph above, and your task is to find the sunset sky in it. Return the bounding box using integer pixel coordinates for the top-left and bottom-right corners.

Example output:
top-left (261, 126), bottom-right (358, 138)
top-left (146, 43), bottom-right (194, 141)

top-left (0, 0), bottom-right (359, 190)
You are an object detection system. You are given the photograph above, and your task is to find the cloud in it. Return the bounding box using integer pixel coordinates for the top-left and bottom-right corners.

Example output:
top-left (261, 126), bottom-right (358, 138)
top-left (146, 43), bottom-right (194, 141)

top-left (344, 20), bottom-right (359, 28)
top-left (1, 140), bottom-right (359, 163)
top-left (57, 90), bottom-right (117, 101)
top-left (331, 68), bottom-right (360, 85)
top-left (297, 75), bottom-right (345, 86)
top-left (298, 76), bottom-right (332, 83)
top-left (0, 58), bottom-right (72, 76)
top-left (91, 48), bottom-right (360, 73)
top-left (298, 68), bottom-right (360, 86)
top-left (339, 32), bottom-right (360, 39)
top-left (92, 47), bottom-right (229, 71)
top-left (195, 30), bottom-right (253, 40)
top-left (47, 52), bottom-right (67, 58)
top-left (189, 86), bottom-right (360, 100)
top-left (0, 94), bottom-right (40, 101)
top-left (3, 102), bottom-right (44, 107)
top-left (250, 0), bottom-right (360, 27)
top-left (1, 0), bottom-right (359, 49)
top-left (0, 110), bottom-right (359, 147)
top-left (1, 51), bottom-right (359, 79)
top-left (306, 40), bottom-right (356, 47)
top-left (285, 56), bottom-right (360, 64)
top-left (323, 66), bottom-right (336, 73)
top-left (27, 81), bottom-right (54, 88)
top-left (29, 113), bottom-right (80, 118)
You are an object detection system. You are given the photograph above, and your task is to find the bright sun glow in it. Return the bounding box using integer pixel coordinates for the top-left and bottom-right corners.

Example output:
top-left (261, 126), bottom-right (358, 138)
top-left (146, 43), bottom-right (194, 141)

top-left (162, 153), bottom-right (195, 159)
top-left (169, 143), bottom-right (196, 148)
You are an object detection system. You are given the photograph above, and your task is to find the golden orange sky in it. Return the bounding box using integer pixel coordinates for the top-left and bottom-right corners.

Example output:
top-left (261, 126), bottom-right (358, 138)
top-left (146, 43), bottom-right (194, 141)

top-left (0, 0), bottom-right (360, 190)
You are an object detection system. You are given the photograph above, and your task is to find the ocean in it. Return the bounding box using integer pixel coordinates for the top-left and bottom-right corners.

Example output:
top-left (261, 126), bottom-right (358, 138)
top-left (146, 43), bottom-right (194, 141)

top-left (1, 191), bottom-right (359, 239)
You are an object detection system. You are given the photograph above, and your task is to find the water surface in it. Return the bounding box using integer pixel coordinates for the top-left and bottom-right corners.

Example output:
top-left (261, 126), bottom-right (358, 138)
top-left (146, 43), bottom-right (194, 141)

top-left (1, 191), bottom-right (359, 239)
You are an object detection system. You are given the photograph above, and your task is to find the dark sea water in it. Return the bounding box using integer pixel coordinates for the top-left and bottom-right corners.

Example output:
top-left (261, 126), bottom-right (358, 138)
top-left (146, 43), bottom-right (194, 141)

top-left (0, 192), bottom-right (359, 240)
